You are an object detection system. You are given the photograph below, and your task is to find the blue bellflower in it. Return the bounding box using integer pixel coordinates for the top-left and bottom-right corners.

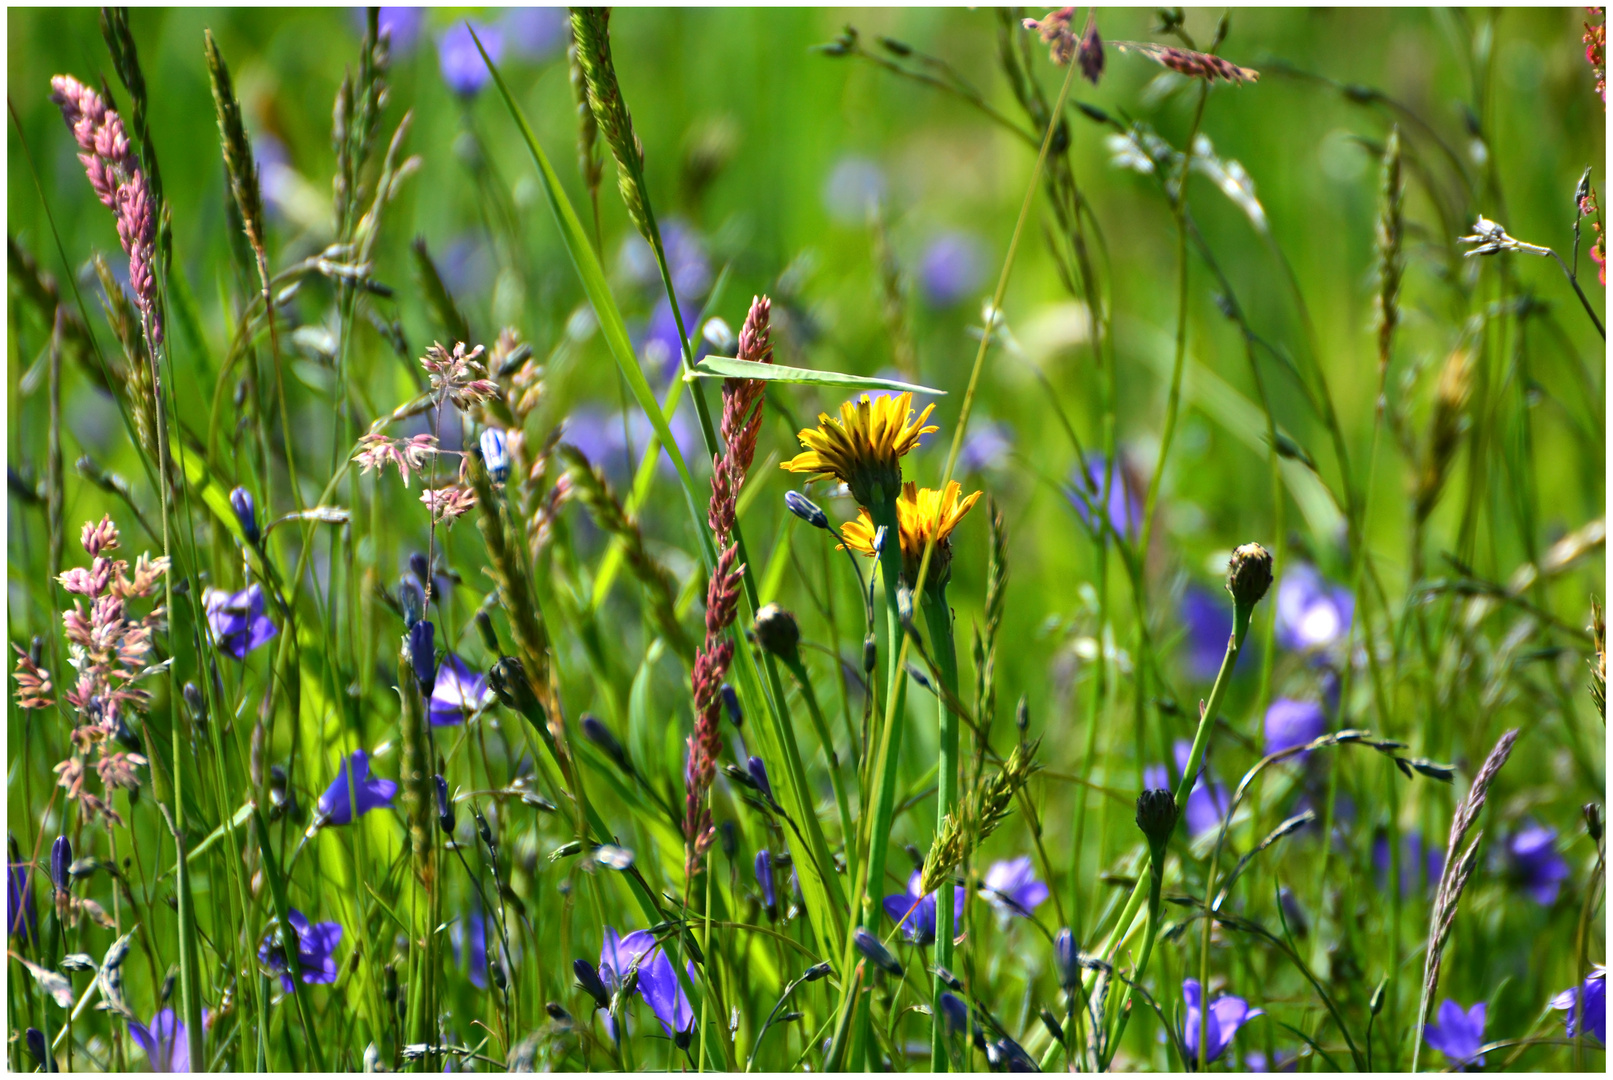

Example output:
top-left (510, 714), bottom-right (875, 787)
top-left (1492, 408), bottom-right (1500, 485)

top-left (1181, 978), bottom-right (1261, 1064)
top-left (638, 297), bottom-right (710, 384)
top-left (957, 421), bottom-right (1013, 475)
top-left (1068, 454), bottom-right (1141, 541)
top-left (438, 22), bottom-right (503, 97)
top-left (1551, 967), bottom-right (1607, 1043)
top-left (501, 7), bottom-right (567, 59)
top-left (1243, 1048), bottom-right (1298, 1072)
top-left (1263, 698), bottom-right (1326, 757)
top-left (315, 749), bottom-right (398, 827)
top-left (1423, 998), bottom-right (1487, 1069)
top-left (883, 870), bottom-right (964, 946)
top-left (561, 404), bottom-right (699, 487)
top-left (978, 857), bottom-right (1049, 921)
top-left (1504, 823), bottom-right (1571, 905)
top-left (1180, 584), bottom-right (1233, 682)
top-left (451, 904), bottom-right (490, 990)
top-left (823, 156), bottom-right (886, 223)
top-left (374, 8), bottom-right (425, 56)
top-left (1143, 740), bottom-right (1229, 839)
top-left (128, 1007), bottom-right (201, 1072)
top-left (259, 909), bottom-right (342, 993)
top-left (430, 654), bottom-right (493, 726)
top-left (598, 927), bottom-right (694, 1040)
top-left (1372, 831), bottom-right (1444, 897)
top-left (918, 231), bottom-right (986, 307)
top-left (1274, 563), bottom-right (1353, 652)
top-left (203, 584), bottom-right (278, 660)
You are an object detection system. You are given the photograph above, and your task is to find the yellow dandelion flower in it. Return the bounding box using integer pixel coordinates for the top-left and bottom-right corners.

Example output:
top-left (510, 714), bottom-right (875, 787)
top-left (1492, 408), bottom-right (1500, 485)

top-left (780, 392), bottom-right (939, 507)
top-left (839, 481), bottom-right (982, 588)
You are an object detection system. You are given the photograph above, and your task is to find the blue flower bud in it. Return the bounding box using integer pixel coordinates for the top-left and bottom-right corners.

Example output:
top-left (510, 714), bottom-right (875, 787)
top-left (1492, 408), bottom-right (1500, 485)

top-left (479, 427), bottom-right (510, 483)
top-left (50, 836), bottom-right (72, 894)
top-left (24, 1029), bottom-right (49, 1071)
top-left (399, 574), bottom-right (425, 629)
top-left (720, 683), bottom-right (742, 727)
top-left (408, 620), bottom-right (437, 693)
top-left (853, 927), bottom-right (904, 977)
top-left (747, 756), bottom-right (774, 801)
top-left (434, 774), bottom-right (455, 834)
top-left (1054, 928), bottom-right (1080, 991)
top-left (230, 486), bottom-right (259, 545)
top-left (581, 715), bottom-right (628, 770)
top-left (409, 552), bottom-right (431, 585)
top-left (574, 959), bottom-right (609, 1009)
top-left (784, 490), bottom-right (828, 529)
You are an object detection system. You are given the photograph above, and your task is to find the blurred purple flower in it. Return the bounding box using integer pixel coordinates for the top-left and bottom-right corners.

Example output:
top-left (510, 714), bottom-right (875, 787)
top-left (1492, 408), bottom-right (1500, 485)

top-left (1274, 563), bottom-right (1353, 652)
top-left (639, 297), bottom-right (711, 383)
top-left (1144, 740), bottom-right (1229, 839)
top-left (1372, 830), bottom-right (1443, 897)
top-left (430, 654), bottom-right (493, 726)
top-left (315, 749), bottom-right (398, 826)
top-left (1067, 454), bottom-right (1140, 541)
top-left (1263, 698), bottom-right (1326, 757)
top-left (203, 584), bottom-right (278, 660)
top-left (7, 862), bottom-right (36, 945)
top-left (1243, 1049), bottom-right (1297, 1072)
top-left (1180, 584), bottom-right (1232, 681)
top-left (357, 8), bottom-right (424, 56)
top-left (438, 22), bottom-right (503, 97)
top-left (823, 156), bottom-right (887, 224)
top-left (957, 421), bottom-right (1012, 474)
top-left (258, 908), bottom-right (342, 993)
top-left (561, 404), bottom-right (700, 485)
top-left (451, 903), bottom-right (490, 989)
top-left (501, 8), bottom-right (567, 59)
top-left (252, 132), bottom-right (296, 220)
top-left (1504, 823), bottom-right (1570, 905)
top-left (883, 870), bottom-right (964, 946)
top-left (1182, 978), bottom-right (1260, 1064)
top-left (1423, 998), bottom-right (1486, 1069)
top-left (620, 219), bottom-right (709, 297)
top-left (438, 234), bottom-right (492, 299)
top-left (755, 850), bottom-right (777, 915)
top-left (128, 1008), bottom-right (194, 1072)
top-left (1551, 967), bottom-right (1606, 1043)
top-left (939, 991), bottom-right (969, 1034)
top-left (918, 231), bottom-right (986, 308)
top-left (978, 857), bottom-right (1049, 920)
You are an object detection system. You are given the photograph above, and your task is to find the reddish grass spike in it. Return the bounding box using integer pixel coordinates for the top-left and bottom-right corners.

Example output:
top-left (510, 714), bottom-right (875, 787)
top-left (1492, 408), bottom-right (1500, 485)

top-left (1116, 40), bottom-right (1259, 85)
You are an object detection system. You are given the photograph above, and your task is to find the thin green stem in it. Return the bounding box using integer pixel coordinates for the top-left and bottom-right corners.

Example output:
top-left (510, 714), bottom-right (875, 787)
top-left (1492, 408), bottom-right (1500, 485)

top-left (924, 584), bottom-right (960, 1070)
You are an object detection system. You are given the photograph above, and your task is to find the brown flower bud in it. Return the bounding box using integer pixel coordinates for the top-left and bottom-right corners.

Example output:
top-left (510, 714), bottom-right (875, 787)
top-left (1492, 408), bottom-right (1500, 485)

top-left (1225, 542), bottom-right (1274, 609)
top-left (753, 603), bottom-right (801, 664)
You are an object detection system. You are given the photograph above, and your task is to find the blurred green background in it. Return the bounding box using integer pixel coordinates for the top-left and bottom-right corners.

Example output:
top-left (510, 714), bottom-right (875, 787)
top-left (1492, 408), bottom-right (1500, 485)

top-left (6, 6), bottom-right (1605, 1071)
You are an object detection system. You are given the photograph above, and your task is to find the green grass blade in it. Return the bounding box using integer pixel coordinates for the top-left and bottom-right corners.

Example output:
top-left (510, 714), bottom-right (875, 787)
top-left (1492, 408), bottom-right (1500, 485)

top-left (689, 357), bottom-right (945, 396)
top-left (474, 30), bottom-right (712, 569)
